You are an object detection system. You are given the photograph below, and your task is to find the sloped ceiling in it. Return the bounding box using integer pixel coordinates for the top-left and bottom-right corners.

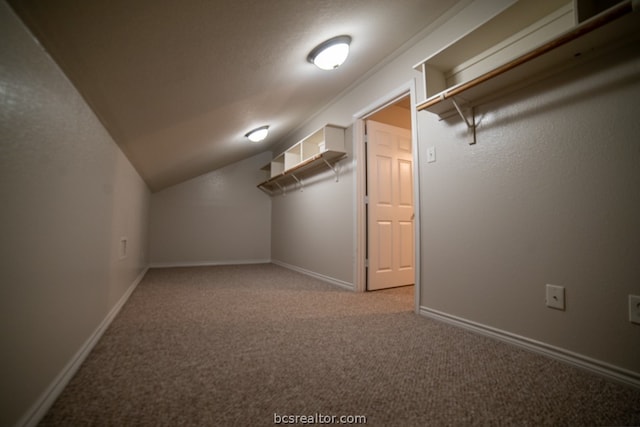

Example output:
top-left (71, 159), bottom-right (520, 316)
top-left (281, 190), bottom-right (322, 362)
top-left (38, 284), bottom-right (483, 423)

top-left (8, 0), bottom-right (457, 191)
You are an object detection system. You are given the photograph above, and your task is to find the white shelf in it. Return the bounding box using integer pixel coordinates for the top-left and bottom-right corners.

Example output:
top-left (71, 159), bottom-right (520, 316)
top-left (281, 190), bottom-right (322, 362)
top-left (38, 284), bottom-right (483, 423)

top-left (284, 144), bottom-right (302, 171)
top-left (270, 154), bottom-right (285, 178)
top-left (259, 124), bottom-right (346, 194)
top-left (414, 0), bottom-right (638, 117)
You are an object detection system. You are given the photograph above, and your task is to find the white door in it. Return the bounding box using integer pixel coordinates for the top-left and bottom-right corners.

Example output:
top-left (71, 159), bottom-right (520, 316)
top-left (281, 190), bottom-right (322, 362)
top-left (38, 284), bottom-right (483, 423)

top-left (366, 120), bottom-right (414, 290)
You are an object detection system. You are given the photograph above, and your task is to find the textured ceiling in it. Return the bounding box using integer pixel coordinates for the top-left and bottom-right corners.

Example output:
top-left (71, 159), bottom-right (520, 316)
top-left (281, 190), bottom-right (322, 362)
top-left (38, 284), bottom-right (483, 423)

top-left (8, 0), bottom-right (457, 191)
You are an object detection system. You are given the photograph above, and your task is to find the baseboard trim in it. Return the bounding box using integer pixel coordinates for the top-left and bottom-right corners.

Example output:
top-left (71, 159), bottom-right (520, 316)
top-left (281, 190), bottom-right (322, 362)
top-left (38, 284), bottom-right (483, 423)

top-left (17, 267), bottom-right (149, 427)
top-left (420, 306), bottom-right (640, 389)
top-left (272, 260), bottom-right (355, 291)
top-left (149, 259), bottom-right (272, 268)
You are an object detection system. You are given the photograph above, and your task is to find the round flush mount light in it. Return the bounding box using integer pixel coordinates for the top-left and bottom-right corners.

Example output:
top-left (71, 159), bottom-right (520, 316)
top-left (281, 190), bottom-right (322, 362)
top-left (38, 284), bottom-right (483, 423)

top-left (245, 125), bottom-right (269, 142)
top-left (307, 35), bottom-right (352, 70)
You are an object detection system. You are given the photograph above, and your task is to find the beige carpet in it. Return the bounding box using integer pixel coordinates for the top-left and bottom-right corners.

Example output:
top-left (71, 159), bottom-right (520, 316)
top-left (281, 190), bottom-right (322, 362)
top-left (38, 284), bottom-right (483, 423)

top-left (40, 264), bottom-right (640, 426)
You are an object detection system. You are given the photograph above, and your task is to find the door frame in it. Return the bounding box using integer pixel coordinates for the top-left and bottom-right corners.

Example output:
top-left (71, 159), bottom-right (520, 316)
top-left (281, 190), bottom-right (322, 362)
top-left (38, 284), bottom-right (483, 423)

top-left (352, 80), bottom-right (421, 313)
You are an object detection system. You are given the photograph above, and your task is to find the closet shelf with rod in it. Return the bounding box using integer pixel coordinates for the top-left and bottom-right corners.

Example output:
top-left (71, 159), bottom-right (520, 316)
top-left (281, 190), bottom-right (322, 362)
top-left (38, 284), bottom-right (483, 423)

top-left (258, 124), bottom-right (346, 195)
top-left (414, 0), bottom-right (640, 118)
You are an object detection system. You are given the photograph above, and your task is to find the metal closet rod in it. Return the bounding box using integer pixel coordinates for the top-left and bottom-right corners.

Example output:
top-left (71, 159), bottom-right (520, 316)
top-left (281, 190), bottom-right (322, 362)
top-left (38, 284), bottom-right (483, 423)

top-left (417, 0), bottom-right (636, 112)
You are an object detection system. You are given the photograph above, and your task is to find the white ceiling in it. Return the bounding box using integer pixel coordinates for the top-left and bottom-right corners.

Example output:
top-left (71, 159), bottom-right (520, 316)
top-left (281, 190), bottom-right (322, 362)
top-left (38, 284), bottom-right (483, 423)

top-left (9, 0), bottom-right (458, 191)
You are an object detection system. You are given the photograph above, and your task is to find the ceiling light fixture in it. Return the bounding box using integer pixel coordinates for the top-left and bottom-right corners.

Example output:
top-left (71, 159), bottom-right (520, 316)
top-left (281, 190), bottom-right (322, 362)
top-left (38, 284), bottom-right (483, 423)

top-left (245, 125), bottom-right (269, 142)
top-left (307, 35), bottom-right (352, 70)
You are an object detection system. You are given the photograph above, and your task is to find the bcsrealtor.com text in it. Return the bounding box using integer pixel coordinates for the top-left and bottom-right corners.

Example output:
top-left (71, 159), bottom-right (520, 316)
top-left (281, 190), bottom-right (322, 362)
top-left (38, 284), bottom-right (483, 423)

top-left (274, 413), bottom-right (367, 424)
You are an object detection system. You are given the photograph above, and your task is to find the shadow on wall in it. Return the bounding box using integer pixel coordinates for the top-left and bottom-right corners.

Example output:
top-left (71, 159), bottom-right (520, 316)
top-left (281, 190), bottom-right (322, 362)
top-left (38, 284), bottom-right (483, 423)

top-left (260, 156), bottom-right (353, 196)
top-left (441, 41), bottom-right (640, 133)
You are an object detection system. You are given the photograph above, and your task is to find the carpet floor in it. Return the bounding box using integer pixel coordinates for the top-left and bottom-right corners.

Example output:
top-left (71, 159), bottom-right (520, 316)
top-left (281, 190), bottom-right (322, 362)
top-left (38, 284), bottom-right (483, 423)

top-left (40, 264), bottom-right (640, 426)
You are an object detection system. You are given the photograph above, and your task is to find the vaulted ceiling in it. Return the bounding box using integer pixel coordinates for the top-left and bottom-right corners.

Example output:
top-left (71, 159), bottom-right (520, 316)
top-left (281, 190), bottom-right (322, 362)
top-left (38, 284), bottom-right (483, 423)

top-left (8, 0), bottom-right (458, 191)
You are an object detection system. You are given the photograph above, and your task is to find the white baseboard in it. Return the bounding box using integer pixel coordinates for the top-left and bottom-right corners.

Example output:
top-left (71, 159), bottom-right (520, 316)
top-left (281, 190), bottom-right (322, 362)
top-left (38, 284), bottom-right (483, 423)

top-left (149, 259), bottom-right (271, 268)
top-left (16, 267), bottom-right (149, 427)
top-left (272, 259), bottom-right (355, 291)
top-left (420, 306), bottom-right (640, 389)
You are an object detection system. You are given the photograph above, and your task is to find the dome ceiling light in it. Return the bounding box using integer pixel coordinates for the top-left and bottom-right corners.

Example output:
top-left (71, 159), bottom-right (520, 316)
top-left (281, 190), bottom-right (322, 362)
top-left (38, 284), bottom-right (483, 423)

top-left (307, 35), bottom-right (352, 70)
top-left (245, 125), bottom-right (269, 142)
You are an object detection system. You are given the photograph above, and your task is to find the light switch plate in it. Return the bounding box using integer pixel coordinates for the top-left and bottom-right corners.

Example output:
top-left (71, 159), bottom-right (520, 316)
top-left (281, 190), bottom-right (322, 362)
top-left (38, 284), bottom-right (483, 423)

top-left (546, 284), bottom-right (565, 310)
top-left (119, 237), bottom-right (128, 260)
top-left (427, 146), bottom-right (436, 163)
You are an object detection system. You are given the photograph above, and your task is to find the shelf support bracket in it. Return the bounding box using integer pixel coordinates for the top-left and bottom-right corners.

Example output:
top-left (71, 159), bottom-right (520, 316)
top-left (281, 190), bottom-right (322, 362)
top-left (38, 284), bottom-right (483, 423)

top-left (290, 174), bottom-right (303, 191)
top-left (451, 97), bottom-right (476, 145)
top-left (257, 184), bottom-right (273, 196)
top-left (275, 182), bottom-right (286, 196)
top-left (322, 158), bottom-right (340, 182)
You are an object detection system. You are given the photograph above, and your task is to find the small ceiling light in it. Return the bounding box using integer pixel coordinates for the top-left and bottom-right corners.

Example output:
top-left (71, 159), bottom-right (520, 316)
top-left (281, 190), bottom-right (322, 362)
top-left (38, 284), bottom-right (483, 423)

top-left (307, 35), bottom-right (352, 70)
top-left (245, 125), bottom-right (269, 142)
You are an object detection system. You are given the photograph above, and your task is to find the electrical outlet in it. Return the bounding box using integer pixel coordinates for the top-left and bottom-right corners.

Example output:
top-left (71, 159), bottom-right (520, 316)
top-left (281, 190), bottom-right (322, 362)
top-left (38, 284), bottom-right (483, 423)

top-left (630, 295), bottom-right (640, 325)
top-left (546, 284), bottom-right (565, 310)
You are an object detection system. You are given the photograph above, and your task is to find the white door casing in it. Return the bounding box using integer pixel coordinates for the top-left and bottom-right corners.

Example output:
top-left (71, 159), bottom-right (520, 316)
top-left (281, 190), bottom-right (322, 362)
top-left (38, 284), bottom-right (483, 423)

top-left (366, 120), bottom-right (414, 290)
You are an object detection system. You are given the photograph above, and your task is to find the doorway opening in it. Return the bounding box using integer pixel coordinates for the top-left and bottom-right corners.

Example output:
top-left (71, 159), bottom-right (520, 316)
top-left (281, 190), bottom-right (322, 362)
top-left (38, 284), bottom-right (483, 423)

top-left (366, 98), bottom-right (414, 291)
top-left (353, 82), bottom-right (420, 312)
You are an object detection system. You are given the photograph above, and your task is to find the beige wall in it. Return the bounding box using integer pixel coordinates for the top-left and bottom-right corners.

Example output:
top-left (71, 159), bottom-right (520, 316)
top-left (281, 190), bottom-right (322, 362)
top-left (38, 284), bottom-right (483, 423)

top-left (149, 152), bottom-right (272, 266)
top-left (0, 3), bottom-right (150, 426)
top-left (270, 128), bottom-right (355, 287)
top-left (418, 39), bottom-right (640, 374)
top-left (268, 0), bottom-right (639, 379)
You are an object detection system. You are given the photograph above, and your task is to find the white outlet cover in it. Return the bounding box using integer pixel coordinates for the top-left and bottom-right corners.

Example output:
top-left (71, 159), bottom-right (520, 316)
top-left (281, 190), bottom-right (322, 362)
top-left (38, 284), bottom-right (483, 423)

top-left (546, 284), bottom-right (565, 310)
top-left (630, 295), bottom-right (640, 324)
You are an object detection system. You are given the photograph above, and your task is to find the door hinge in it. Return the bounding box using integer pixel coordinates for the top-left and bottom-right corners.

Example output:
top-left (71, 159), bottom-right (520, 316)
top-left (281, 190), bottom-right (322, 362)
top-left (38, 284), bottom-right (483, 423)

top-left (364, 134), bottom-right (368, 144)
top-left (365, 259), bottom-right (369, 268)
top-left (364, 195), bottom-right (369, 204)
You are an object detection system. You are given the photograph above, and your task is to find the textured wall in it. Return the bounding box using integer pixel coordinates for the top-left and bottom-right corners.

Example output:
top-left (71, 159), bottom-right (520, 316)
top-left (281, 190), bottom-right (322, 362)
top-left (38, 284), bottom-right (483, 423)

top-left (418, 39), bottom-right (640, 374)
top-left (270, 127), bottom-right (355, 286)
top-left (148, 152), bottom-right (272, 266)
top-left (0, 3), bottom-right (150, 426)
